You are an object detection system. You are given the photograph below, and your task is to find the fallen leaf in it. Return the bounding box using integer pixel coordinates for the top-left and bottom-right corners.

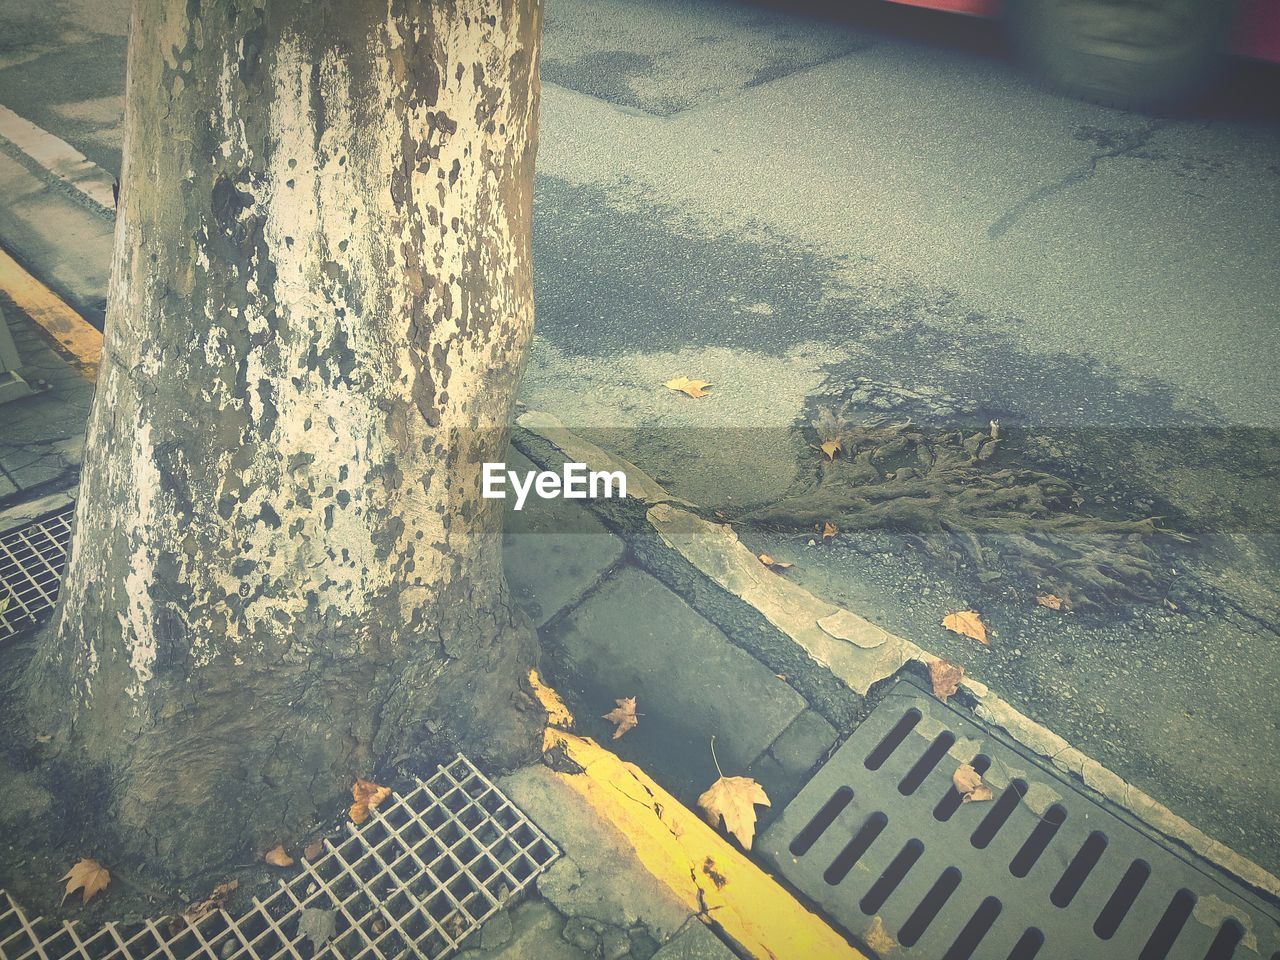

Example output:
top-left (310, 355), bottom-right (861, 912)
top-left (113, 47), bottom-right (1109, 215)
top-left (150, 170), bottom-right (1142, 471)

top-left (349, 778), bottom-right (391, 824)
top-left (264, 845), bottom-right (294, 867)
top-left (529, 668), bottom-right (575, 728)
top-left (303, 840), bottom-right (324, 862)
top-left (603, 697), bottom-right (638, 740)
top-left (819, 439), bottom-right (842, 460)
top-left (821, 521), bottom-right (838, 542)
top-left (864, 915), bottom-right (897, 954)
top-left (1036, 593), bottom-right (1066, 611)
top-left (443, 911), bottom-right (468, 939)
top-left (664, 376), bottom-right (712, 399)
top-left (34, 734), bottom-right (52, 743)
top-left (701, 856), bottom-right (727, 890)
top-left (61, 859), bottom-right (109, 905)
top-left (297, 907), bottom-right (337, 951)
top-left (757, 553), bottom-right (793, 571)
top-left (942, 609), bottom-right (988, 645)
top-left (953, 763), bottom-right (994, 803)
top-left (698, 775), bottom-right (771, 850)
top-left (928, 659), bottom-right (965, 703)
top-left (180, 879), bottom-right (238, 925)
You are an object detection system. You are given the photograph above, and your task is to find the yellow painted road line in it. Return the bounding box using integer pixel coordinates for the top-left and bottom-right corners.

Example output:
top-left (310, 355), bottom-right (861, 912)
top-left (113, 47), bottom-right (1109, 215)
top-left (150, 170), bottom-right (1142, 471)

top-left (545, 728), bottom-right (867, 960)
top-left (0, 246), bottom-right (101, 381)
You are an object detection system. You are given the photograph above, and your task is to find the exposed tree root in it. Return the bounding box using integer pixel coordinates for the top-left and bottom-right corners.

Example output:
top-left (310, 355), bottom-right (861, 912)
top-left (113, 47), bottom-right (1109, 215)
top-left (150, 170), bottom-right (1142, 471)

top-left (741, 406), bottom-right (1189, 609)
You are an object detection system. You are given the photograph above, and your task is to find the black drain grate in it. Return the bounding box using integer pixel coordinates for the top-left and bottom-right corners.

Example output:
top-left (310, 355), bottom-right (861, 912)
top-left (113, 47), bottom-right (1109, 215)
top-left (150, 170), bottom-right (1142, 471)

top-left (761, 681), bottom-right (1280, 960)
top-left (0, 504), bottom-right (75, 642)
top-left (0, 756), bottom-right (559, 960)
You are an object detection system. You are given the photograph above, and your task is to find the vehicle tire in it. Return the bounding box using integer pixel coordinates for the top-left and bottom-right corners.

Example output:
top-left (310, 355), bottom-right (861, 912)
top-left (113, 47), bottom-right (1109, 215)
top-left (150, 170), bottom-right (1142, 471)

top-left (1009, 0), bottom-right (1232, 110)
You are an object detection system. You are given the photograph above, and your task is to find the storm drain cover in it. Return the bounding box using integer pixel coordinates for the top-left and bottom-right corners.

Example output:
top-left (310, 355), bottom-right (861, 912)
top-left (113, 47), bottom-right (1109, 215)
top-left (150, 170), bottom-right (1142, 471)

top-left (0, 504), bottom-right (75, 643)
top-left (0, 755), bottom-right (559, 960)
top-left (761, 680), bottom-right (1280, 960)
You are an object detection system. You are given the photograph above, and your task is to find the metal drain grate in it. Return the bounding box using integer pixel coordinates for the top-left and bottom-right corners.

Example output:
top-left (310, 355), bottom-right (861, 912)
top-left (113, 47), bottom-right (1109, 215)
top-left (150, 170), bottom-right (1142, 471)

top-left (0, 504), bottom-right (75, 642)
top-left (0, 755), bottom-right (559, 960)
top-left (761, 680), bottom-right (1280, 960)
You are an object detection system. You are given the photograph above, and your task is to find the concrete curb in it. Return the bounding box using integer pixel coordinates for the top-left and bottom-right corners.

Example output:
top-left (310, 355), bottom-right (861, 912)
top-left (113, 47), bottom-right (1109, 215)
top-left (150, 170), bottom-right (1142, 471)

top-left (513, 409), bottom-right (1280, 905)
top-left (0, 105), bottom-right (115, 215)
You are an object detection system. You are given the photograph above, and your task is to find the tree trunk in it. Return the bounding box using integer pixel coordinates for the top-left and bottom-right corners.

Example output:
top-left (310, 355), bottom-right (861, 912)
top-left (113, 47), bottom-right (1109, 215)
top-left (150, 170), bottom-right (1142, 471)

top-left (28, 0), bottom-right (545, 879)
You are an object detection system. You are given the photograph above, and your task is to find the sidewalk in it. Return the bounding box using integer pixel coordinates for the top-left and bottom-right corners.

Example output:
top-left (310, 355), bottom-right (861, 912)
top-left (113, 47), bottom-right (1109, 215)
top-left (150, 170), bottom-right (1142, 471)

top-left (0, 100), bottom-right (1278, 960)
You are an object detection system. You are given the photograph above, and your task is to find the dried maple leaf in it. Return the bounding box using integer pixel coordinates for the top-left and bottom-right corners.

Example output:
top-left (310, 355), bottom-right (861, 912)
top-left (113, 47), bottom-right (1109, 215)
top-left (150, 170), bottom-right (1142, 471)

top-left (697, 738), bottom-right (771, 849)
top-left (61, 859), bottom-right (109, 905)
top-left (1036, 593), bottom-right (1066, 611)
top-left (942, 609), bottom-right (988, 645)
top-left (180, 879), bottom-right (238, 925)
top-left (698, 776), bottom-right (771, 850)
top-left (821, 521), bottom-right (838, 542)
top-left (349, 778), bottom-right (391, 824)
top-left (264, 845), bottom-right (294, 867)
top-left (603, 697), bottom-right (638, 740)
top-left (929, 659), bottom-right (965, 703)
top-left (664, 376), bottom-right (712, 399)
top-left (298, 907), bottom-right (337, 952)
top-left (757, 553), bottom-right (793, 571)
top-left (953, 763), bottom-right (993, 803)
top-left (819, 439), bottom-right (842, 460)
top-left (864, 915), bottom-right (897, 954)
top-left (443, 911), bottom-right (468, 938)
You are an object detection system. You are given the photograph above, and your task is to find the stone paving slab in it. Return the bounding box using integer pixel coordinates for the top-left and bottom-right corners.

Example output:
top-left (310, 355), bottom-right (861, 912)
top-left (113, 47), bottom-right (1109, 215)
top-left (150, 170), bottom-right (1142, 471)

top-left (0, 148), bottom-right (112, 327)
top-left (0, 299), bottom-right (91, 505)
top-left (501, 765), bottom-right (693, 943)
top-left (651, 919), bottom-right (737, 960)
top-left (459, 900), bottom-right (593, 960)
top-left (544, 565), bottom-right (808, 793)
top-left (502, 448), bottom-right (624, 627)
top-left (747, 708), bottom-right (839, 815)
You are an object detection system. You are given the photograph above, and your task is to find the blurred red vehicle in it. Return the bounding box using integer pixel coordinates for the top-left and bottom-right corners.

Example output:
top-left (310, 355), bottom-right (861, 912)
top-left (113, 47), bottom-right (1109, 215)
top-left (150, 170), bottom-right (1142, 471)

top-left (886, 0), bottom-right (1280, 107)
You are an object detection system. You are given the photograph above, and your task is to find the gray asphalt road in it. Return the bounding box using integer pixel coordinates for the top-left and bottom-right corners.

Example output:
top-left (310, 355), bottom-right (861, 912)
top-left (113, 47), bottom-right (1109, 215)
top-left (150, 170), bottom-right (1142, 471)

top-left (2, 0), bottom-right (1279, 875)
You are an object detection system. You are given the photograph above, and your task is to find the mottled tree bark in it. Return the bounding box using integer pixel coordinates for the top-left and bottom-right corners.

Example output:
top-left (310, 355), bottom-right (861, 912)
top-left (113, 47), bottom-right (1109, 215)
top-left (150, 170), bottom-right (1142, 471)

top-left (29, 0), bottom-right (545, 878)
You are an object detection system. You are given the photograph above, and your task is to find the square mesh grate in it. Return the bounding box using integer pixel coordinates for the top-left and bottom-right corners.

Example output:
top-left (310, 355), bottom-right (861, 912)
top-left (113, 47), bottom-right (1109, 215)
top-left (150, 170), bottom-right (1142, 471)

top-left (0, 504), bottom-right (75, 642)
top-left (0, 755), bottom-right (559, 960)
top-left (761, 680), bottom-right (1280, 960)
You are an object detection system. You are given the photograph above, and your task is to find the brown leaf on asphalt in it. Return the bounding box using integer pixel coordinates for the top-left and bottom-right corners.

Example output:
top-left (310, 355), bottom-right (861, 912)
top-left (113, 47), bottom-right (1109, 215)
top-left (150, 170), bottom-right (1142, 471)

top-left (349, 778), bottom-right (392, 824)
top-left (1036, 593), bottom-right (1066, 611)
top-left (943, 609), bottom-right (989, 645)
top-left (757, 553), bottom-right (793, 571)
top-left (698, 775), bottom-right (771, 850)
top-left (61, 858), bottom-right (110, 905)
top-left (821, 521), bottom-right (838, 542)
top-left (303, 840), bottom-right (324, 862)
top-left (929, 659), bottom-right (965, 703)
top-left (603, 697), bottom-right (639, 740)
top-left (819, 439), bottom-right (842, 460)
top-left (664, 376), bottom-right (712, 399)
top-left (953, 763), bottom-right (993, 803)
top-left (264, 845), bottom-right (294, 867)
